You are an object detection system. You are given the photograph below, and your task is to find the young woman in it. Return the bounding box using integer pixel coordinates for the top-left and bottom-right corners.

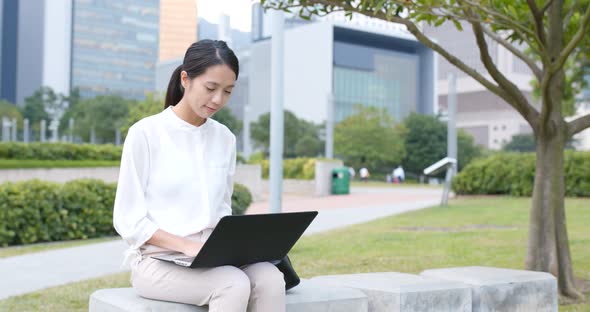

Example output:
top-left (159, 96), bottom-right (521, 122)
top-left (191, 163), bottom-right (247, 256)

top-left (113, 40), bottom-right (285, 312)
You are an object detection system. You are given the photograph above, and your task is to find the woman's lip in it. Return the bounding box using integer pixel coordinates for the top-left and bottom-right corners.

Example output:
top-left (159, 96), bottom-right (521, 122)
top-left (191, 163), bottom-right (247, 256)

top-left (206, 107), bottom-right (217, 113)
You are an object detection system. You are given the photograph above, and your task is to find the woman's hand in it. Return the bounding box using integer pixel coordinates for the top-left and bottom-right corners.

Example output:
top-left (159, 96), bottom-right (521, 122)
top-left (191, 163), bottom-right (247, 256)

top-left (182, 240), bottom-right (203, 257)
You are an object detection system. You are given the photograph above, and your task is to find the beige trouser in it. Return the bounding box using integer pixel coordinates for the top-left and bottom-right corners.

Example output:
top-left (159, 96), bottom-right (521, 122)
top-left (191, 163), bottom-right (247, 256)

top-left (131, 231), bottom-right (286, 312)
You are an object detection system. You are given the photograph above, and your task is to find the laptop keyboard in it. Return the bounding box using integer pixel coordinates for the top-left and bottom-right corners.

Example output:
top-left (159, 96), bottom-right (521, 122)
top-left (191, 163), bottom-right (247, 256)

top-left (176, 257), bottom-right (195, 263)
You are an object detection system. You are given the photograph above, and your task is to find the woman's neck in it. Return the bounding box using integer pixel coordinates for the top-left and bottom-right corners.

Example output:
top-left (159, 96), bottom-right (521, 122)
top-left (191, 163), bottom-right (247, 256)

top-left (172, 100), bottom-right (206, 127)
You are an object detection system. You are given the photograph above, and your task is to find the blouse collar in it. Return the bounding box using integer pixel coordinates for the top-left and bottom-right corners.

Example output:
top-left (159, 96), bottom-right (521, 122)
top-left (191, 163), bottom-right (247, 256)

top-left (163, 106), bottom-right (211, 132)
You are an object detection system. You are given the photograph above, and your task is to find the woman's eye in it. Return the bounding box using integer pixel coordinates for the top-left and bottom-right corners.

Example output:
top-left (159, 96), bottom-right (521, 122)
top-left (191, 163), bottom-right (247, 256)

top-left (225, 90), bottom-right (232, 95)
top-left (206, 87), bottom-right (214, 92)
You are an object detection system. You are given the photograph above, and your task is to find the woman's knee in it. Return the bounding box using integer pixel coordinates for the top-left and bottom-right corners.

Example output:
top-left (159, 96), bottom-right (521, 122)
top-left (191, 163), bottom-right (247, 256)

top-left (247, 262), bottom-right (286, 294)
top-left (214, 266), bottom-right (251, 299)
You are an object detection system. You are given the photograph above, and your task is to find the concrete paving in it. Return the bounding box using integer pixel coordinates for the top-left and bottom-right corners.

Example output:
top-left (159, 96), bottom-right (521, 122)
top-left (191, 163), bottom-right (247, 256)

top-left (0, 186), bottom-right (442, 300)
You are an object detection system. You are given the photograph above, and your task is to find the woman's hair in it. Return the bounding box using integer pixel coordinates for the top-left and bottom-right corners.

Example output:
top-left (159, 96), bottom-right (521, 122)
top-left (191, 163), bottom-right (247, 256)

top-left (164, 39), bottom-right (239, 108)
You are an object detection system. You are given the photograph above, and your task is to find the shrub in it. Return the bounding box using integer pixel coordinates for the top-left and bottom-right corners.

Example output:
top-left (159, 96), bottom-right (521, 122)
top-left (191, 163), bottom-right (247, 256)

top-left (0, 142), bottom-right (122, 161)
top-left (231, 183), bottom-right (253, 215)
top-left (452, 151), bottom-right (590, 197)
top-left (0, 179), bottom-right (253, 246)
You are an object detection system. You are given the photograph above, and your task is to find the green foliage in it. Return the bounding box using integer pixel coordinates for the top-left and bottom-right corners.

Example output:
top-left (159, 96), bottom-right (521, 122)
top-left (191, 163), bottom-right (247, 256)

top-left (0, 160), bottom-right (119, 169)
top-left (250, 110), bottom-right (324, 158)
top-left (64, 95), bottom-right (133, 143)
top-left (453, 151), bottom-right (590, 197)
top-left (250, 157), bottom-right (317, 180)
top-left (231, 183), bottom-right (253, 215)
top-left (0, 179), bottom-right (253, 246)
top-left (334, 105), bottom-right (406, 172)
top-left (0, 100), bottom-right (23, 125)
top-left (0, 142), bottom-right (122, 160)
top-left (121, 94), bottom-right (163, 138)
top-left (212, 108), bottom-right (243, 136)
top-left (402, 113), bottom-right (482, 175)
top-left (21, 87), bottom-right (52, 132)
top-left (503, 133), bottom-right (577, 152)
top-left (402, 113), bottom-right (446, 175)
top-left (0, 179), bottom-right (116, 246)
top-left (503, 134), bottom-right (536, 152)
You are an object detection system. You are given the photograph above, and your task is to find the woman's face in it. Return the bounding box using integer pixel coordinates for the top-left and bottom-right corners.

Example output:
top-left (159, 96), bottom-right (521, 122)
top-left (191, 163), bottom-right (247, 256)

top-left (180, 64), bottom-right (236, 119)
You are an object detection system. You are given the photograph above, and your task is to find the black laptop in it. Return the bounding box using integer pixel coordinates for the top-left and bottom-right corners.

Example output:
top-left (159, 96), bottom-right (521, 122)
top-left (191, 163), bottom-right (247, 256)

top-left (152, 211), bottom-right (318, 268)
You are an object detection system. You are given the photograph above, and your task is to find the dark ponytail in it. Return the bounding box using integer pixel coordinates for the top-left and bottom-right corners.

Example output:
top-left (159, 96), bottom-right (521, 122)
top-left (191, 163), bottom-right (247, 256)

top-left (164, 39), bottom-right (239, 109)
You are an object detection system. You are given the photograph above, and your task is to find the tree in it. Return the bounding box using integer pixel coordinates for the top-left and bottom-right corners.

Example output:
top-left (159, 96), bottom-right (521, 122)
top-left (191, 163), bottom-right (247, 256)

top-left (121, 93), bottom-right (163, 138)
top-left (0, 100), bottom-right (23, 124)
top-left (68, 95), bottom-right (132, 143)
top-left (403, 113), bottom-right (481, 175)
top-left (504, 133), bottom-right (577, 151)
top-left (504, 133), bottom-right (537, 152)
top-left (21, 87), bottom-right (52, 132)
top-left (263, 0), bottom-right (590, 299)
top-left (334, 105), bottom-right (406, 172)
top-left (212, 108), bottom-right (243, 136)
top-left (250, 110), bottom-right (324, 157)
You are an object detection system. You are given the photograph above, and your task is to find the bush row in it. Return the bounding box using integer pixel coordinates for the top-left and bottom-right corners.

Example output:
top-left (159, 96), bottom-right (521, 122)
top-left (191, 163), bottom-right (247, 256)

top-left (0, 142), bottom-right (122, 161)
top-left (250, 157), bottom-right (317, 180)
top-left (452, 151), bottom-right (590, 197)
top-left (0, 179), bottom-right (253, 247)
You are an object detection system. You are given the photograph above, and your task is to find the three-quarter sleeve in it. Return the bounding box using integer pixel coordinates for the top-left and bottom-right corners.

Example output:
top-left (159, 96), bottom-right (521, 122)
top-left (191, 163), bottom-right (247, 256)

top-left (221, 134), bottom-right (237, 216)
top-left (113, 125), bottom-right (159, 249)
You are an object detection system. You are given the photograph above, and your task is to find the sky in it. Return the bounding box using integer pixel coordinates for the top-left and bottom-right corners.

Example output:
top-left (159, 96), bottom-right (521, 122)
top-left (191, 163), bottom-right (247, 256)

top-left (197, 0), bottom-right (253, 32)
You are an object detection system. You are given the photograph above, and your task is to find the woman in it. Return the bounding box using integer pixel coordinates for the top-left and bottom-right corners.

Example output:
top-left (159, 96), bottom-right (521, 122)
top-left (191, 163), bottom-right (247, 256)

top-left (113, 40), bottom-right (285, 312)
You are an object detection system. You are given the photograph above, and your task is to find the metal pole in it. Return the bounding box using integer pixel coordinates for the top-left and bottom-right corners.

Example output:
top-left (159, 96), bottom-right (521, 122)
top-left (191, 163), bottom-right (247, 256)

top-left (447, 73), bottom-right (458, 174)
top-left (325, 93), bottom-right (334, 159)
top-left (269, 9), bottom-right (285, 214)
top-left (11, 118), bottom-right (17, 141)
top-left (40, 120), bottom-right (47, 142)
top-left (23, 118), bottom-right (29, 143)
top-left (442, 73), bottom-right (458, 206)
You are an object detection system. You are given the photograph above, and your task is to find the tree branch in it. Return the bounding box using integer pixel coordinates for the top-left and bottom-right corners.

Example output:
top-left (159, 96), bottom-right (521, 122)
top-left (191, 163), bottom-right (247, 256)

top-left (541, 0), bottom-right (555, 14)
top-left (468, 13), bottom-right (540, 128)
top-left (480, 26), bottom-right (543, 80)
top-left (553, 3), bottom-right (590, 73)
top-left (527, 0), bottom-right (548, 46)
top-left (568, 113), bottom-right (590, 136)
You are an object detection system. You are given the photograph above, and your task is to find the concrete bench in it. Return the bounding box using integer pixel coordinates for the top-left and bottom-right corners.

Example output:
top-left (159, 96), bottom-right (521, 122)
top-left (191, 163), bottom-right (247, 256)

top-left (89, 279), bottom-right (368, 312)
top-left (312, 272), bottom-right (472, 312)
top-left (420, 266), bottom-right (557, 312)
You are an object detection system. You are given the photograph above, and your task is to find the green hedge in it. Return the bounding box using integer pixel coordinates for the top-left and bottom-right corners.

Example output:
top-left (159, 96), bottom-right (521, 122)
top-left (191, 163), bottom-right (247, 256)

top-left (231, 183), bottom-right (253, 215)
top-left (0, 180), bottom-right (253, 247)
top-left (0, 159), bottom-right (120, 169)
top-left (0, 142), bottom-right (122, 161)
top-left (250, 157), bottom-right (318, 180)
top-left (452, 151), bottom-right (590, 197)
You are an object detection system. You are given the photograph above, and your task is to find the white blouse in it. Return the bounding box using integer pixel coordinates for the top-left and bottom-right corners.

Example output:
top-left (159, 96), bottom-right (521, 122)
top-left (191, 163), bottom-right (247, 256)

top-left (113, 106), bottom-right (236, 267)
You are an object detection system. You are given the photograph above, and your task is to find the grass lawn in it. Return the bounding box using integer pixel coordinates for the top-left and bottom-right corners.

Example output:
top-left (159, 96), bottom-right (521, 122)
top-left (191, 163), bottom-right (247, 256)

top-left (0, 236), bottom-right (119, 259)
top-left (0, 196), bottom-right (588, 311)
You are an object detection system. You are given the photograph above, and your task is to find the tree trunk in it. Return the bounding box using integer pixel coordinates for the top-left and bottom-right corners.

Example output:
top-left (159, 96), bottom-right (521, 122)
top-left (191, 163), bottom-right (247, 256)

top-left (526, 124), bottom-right (584, 300)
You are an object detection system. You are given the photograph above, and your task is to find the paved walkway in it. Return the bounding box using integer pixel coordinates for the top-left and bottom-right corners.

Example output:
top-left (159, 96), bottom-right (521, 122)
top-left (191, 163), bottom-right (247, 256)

top-left (0, 186), bottom-right (441, 300)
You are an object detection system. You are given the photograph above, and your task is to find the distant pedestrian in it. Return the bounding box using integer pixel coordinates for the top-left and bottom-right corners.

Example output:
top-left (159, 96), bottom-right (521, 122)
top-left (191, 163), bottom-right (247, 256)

top-left (348, 166), bottom-right (356, 180)
top-left (359, 167), bottom-right (370, 182)
top-left (393, 165), bottom-right (405, 183)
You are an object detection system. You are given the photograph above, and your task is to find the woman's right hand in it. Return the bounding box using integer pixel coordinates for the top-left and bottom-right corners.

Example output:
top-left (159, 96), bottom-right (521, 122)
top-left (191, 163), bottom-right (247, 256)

top-left (182, 240), bottom-right (203, 257)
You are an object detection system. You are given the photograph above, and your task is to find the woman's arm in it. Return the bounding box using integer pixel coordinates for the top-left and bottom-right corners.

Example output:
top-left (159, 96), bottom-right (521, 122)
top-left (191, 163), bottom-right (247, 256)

top-left (146, 230), bottom-right (203, 257)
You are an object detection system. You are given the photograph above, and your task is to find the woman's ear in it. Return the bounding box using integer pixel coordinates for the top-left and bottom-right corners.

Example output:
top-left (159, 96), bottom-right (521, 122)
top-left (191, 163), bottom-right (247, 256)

top-left (180, 70), bottom-right (189, 89)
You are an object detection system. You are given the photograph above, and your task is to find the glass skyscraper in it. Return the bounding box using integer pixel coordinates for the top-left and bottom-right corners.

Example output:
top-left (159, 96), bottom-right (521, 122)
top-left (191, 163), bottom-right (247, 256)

top-left (71, 0), bottom-right (159, 99)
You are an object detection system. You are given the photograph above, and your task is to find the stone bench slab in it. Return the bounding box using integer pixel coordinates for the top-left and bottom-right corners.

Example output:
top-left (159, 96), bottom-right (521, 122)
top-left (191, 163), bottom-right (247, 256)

top-left (420, 266), bottom-right (557, 312)
top-left (89, 279), bottom-right (368, 312)
top-left (311, 272), bottom-right (471, 312)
